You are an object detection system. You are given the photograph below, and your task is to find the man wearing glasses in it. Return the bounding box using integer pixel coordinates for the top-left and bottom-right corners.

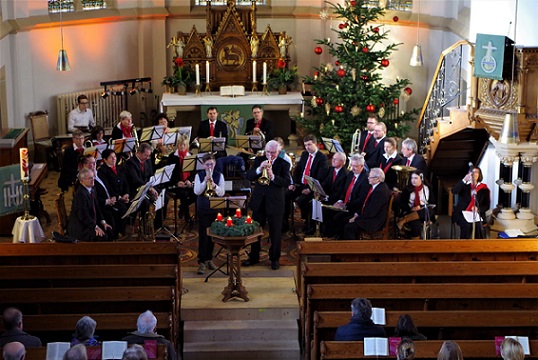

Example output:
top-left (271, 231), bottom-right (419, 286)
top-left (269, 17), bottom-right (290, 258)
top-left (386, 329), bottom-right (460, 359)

top-left (68, 94), bottom-right (95, 133)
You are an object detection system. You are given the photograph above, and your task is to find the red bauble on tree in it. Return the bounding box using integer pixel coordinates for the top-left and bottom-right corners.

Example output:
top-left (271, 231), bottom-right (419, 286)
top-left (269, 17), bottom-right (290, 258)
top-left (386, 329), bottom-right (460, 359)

top-left (350, 0), bottom-right (356, 6)
top-left (393, 16), bottom-right (399, 22)
top-left (316, 97), bottom-right (324, 105)
top-left (337, 68), bottom-right (346, 77)
top-left (361, 75), bottom-right (369, 81)
top-left (362, 47), bottom-right (369, 53)
top-left (335, 61), bottom-right (340, 66)
top-left (366, 104), bottom-right (375, 113)
top-left (335, 105), bottom-right (344, 113)
top-left (373, 27), bottom-right (380, 33)
top-left (404, 87), bottom-right (413, 95)
top-left (314, 46), bottom-right (323, 55)
top-left (380, 59), bottom-right (390, 67)
top-left (338, 23), bottom-right (345, 30)
top-left (393, 98), bottom-right (399, 105)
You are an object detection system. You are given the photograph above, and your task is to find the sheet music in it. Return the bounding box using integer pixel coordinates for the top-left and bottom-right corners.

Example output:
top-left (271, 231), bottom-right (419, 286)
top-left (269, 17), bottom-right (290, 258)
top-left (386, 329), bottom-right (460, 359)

top-left (462, 210), bottom-right (483, 223)
top-left (312, 199), bottom-right (323, 222)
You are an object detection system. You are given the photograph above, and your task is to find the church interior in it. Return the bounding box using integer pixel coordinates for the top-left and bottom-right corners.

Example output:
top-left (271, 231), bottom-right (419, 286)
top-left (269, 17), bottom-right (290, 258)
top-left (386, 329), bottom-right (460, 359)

top-left (1, 0), bottom-right (538, 359)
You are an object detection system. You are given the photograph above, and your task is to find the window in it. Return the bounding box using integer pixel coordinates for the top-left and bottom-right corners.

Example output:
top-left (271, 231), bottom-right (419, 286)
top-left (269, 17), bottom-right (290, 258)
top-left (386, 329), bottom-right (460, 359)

top-left (48, 0), bottom-right (74, 13)
top-left (366, 0), bottom-right (413, 11)
top-left (48, 0), bottom-right (106, 13)
top-left (81, 0), bottom-right (107, 11)
top-left (194, 0), bottom-right (266, 5)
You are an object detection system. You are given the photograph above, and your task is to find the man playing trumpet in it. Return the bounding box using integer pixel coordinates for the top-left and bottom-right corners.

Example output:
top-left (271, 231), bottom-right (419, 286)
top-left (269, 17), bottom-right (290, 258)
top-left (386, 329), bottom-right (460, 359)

top-left (243, 140), bottom-right (291, 270)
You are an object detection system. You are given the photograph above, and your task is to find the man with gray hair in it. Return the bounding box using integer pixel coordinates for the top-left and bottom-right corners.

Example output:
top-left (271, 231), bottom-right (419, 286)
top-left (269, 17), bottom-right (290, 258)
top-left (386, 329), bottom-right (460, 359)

top-left (0, 308), bottom-right (41, 348)
top-left (401, 137), bottom-right (428, 179)
top-left (2, 342), bottom-right (26, 360)
top-left (63, 344), bottom-right (87, 360)
top-left (334, 298), bottom-right (386, 341)
top-left (71, 316), bottom-right (98, 346)
top-left (343, 167), bottom-right (391, 239)
top-left (121, 344), bottom-right (148, 360)
top-left (242, 140), bottom-right (291, 270)
top-left (122, 311), bottom-right (176, 360)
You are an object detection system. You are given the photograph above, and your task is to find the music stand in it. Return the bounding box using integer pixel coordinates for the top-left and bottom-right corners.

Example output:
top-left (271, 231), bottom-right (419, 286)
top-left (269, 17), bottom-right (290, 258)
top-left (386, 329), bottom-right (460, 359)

top-left (199, 138), bottom-right (226, 153)
top-left (139, 125), bottom-right (166, 142)
top-left (236, 135), bottom-right (263, 150)
top-left (205, 195), bottom-right (248, 282)
top-left (183, 153), bottom-right (208, 172)
top-left (321, 137), bottom-right (344, 154)
top-left (112, 138), bottom-right (137, 155)
top-left (168, 126), bottom-right (192, 141)
top-left (152, 165), bottom-right (179, 242)
top-left (305, 175), bottom-right (326, 236)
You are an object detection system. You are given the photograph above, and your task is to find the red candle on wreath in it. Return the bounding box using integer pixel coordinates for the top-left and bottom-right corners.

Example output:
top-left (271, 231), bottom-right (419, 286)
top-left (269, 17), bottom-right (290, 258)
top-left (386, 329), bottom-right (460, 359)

top-left (226, 217), bottom-right (233, 227)
top-left (217, 213), bottom-right (223, 221)
top-left (235, 208), bottom-right (242, 218)
top-left (246, 215), bottom-right (252, 224)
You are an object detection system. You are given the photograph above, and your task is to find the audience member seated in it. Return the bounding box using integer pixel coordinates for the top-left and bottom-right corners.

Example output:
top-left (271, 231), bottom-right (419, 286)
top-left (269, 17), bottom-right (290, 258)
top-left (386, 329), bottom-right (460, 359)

top-left (343, 167), bottom-right (391, 239)
top-left (437, 340), bottom-right (464, 360)
top-left (122, 310), bottom-right (176, 360)
top-left (2, 341), bottom-right (25, 360)
top-left (58, 129), bottom-right (85, 192)
top-left (334, 298), bottom-right (386, 341)
top-left (71, 316), bottom-right (99, 346)
top-left (501, 338), bottom-right (525, 360)
top-left (393, 314), bottom-right (427, 340)
top-left (166, 135), bottom-right (196, 221)
top-left (63, 343), bottom-right (87, 360)
top-left (397, 338), bottom-right (416, 360)
top-left (122, 344), bottom-right (148, 360)
top-left (0, 308), bottom-right (41, 348)
top-left (379, 137), bottom-right (403, 191)
top-left (67, 168), bottom-right (112, 241)
top-left (397, 171), bottom-right (436, 240)
top-left (401, 137), bottom-right (429, 180)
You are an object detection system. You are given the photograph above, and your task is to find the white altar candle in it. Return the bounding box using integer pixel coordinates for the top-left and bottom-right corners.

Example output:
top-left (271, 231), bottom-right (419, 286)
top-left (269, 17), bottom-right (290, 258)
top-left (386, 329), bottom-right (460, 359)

top-left (195, 64), bottom-right (200, 85)
top-left (252, 61), bottom-right (257, 82)
top-left (205, 61), bottom-right (210, 83)
top-left (263, 62), bottom-right (267, 84)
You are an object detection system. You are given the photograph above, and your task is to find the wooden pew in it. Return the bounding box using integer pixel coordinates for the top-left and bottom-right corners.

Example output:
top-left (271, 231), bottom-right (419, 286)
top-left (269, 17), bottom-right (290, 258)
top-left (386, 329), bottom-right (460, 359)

top-left (0, 242), bottom-right (181, 347)
top-left (0, 344), bottom-right (168, 360)
top-left (312, 310), bottom-right (538, 360)
top-left (320, 340), bottom-right (538, 359)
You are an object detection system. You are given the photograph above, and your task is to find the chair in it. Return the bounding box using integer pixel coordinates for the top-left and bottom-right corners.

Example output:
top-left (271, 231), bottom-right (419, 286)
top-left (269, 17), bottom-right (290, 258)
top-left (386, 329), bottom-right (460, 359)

top-left (358, 194), bottom-right (394, 240)
top-left (55, 192), bottom-right (68, 235)
top-left (29, 111), bottom-right (54, 164)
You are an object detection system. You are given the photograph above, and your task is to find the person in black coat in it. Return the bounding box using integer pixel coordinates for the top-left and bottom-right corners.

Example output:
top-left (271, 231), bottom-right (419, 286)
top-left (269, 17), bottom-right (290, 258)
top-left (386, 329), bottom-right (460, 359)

top-left (111, 110), bottom-right (135, 140)
top-left (166, 135), bottom-right (196, 220)
top-left (244, 105), bottom-right (274, 143)
top-left (98, 149), bottom-right (130, 204)
top-left (58, 130), bottom-right (85, 192)
top-left (67, 168), bottom-right (112, 241)
top-left (321, 152), bottom-right (348, 204)
top-left (357, 114), bottom-right (378, 156)
top-left (343, 167), bottom-right (392, 239)
top-left (0, 308), bottom-right (42, 348)
top-left (451, 166), bottom-right (490, 239)
top-left (196, 106), bottom-right (228, 158)
top-left (243, 140), bottom-right (291, 270)
top-left (284, 134), bottom-right (329, 233)
top-left (365, 122), bottom-right (387, 170)
top-left (378, 137), bottom-right (403, 191)
top-left (335, 298), bottom-right (386, 341)
top-left (401, 137), bottom-right (429, 180)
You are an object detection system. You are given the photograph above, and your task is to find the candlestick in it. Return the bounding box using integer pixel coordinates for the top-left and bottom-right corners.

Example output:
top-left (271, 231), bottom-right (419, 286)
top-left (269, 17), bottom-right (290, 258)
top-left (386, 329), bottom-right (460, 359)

top-left (195, 64), bottom-right (200, 85)
top-left (262, 62), bottom-right (267, 84)
top-left (226, 217), bottom-right (233, 227)
top-left (236, 208), bottom-right (241, 218)
top-left (252, 60), bottom-right (257, 82)
top-left (20, 148), bottom-right (29, 181)
top-left (246, 215), bottom-right (252, 224)
top-left (302, 82), bottom-right (306, 94)
top-left (217, 213), bottom-right (223, 221)
top-left (205, 61), bottom-right (210, 83)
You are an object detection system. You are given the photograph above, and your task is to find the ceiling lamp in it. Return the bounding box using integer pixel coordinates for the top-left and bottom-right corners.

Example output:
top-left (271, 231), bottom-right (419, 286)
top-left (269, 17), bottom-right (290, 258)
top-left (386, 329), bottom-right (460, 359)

top-left (56, 0), bottom-right (71, 71)
top-left (410, 0), bottom-right (424, 67)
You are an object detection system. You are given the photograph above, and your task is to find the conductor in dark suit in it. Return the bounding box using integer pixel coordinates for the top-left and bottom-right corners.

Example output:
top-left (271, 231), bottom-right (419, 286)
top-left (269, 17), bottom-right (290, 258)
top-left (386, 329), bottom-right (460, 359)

top-left (243, 140), bottom-right (291, 270)
top-left (196, 106), bottom-right (228, 158)
top-left (343, 167), bottom-right (392, 239)
top-left (245, 105), bottom-right (274, 143)
top-left (284, 134), bottom-right (329, 233)
top-left (401, 137), bottom-right (429, 179)
top-left (67, 168), bottom-right (112, 241)
top-left (58, 130), bottom-right (85, 192)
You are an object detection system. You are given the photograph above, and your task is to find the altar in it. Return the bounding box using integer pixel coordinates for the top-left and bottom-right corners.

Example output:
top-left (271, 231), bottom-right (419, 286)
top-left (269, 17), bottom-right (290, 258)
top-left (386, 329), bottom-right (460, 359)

top-left (160, 92), bottom-right (304, 142)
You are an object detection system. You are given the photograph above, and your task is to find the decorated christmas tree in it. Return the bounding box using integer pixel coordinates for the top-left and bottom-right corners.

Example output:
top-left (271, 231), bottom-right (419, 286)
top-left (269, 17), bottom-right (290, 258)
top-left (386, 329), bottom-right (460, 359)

top-left (299, 0), bottom-right (418, 151)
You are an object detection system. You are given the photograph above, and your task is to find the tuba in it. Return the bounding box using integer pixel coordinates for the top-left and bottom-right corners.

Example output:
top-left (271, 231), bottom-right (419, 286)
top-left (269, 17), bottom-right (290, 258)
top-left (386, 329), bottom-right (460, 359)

top-left (204, 168), bottom-right (216, 197)
top-left (258, 156), bottom-right (272, 186)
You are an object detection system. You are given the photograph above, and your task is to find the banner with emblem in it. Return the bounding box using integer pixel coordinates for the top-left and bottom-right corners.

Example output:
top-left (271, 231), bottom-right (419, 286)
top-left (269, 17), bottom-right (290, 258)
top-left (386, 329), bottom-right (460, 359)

top-left (0, 164), bottom-right (25, 216)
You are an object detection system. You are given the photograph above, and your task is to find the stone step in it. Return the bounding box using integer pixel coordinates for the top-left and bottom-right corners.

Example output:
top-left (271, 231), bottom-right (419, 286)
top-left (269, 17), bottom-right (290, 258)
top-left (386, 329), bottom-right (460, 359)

top-left (182, 307), bottom-right (299, 321)
top-left (183, 340), bottom-right (301, 360)
top-left (184, 319), bottom-right (298, 342)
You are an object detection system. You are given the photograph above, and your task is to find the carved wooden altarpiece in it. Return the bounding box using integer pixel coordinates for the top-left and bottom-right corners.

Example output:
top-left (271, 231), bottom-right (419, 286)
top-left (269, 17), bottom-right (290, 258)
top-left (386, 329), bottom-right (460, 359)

top-left (176, 0), bottom-right (289, 89)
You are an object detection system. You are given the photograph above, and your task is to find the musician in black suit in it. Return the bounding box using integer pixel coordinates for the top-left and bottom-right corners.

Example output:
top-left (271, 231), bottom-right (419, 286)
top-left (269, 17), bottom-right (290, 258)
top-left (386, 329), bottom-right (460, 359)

top-left (283, 134), bottom-right (329, 233)
top-left (67, 168), bottom-right (112, 241)
top-left (357, 114), bottom-right (378, 158)
top-left (321, 152), bottom-right (348, 204)
top-left (365, 122), bottom-right (387, 170)
top-left (401, 137), bottom-right (429, 180)
top-left (243, 140), bottom-right (291, 270)
top-left (58, 130), bottom-right (85, 192)
top-left (111, 110), bottom-right (135, 140)
top-left (166, 135), bottom-right (196, 220)
top-left (378, 137), bottom-right (403, 191)
top-left (98, 149), bottom-right (130, 204)
top-left (245, 105), bottom-right (274, 143)
top-left (343, 167), bottom-right (392, 239)
top-left (323, 154), bottom-right (370, 239)
top-left (196, 107), bottom-right (228, 159)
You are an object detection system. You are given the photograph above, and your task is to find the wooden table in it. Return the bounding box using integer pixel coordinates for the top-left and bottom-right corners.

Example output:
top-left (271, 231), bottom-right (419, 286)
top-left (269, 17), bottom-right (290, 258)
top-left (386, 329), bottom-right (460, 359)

top-left (207, 228), bottom-right (263, 302)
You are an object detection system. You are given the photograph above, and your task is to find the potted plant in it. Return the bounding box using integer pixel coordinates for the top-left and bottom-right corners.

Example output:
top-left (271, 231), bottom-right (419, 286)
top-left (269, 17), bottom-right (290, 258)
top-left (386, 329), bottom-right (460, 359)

top-left (268, 59), bottom-right (298, 94)
top-left (162, 57), bottom-right (194, 95)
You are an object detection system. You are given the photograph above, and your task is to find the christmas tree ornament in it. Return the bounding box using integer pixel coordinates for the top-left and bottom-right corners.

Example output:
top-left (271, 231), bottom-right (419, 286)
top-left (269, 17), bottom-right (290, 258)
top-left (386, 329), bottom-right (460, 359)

top-left (320, 7), bottom-right (329, 20)
top-left (361, 75), bottom-right (368, 81)
top-left (325, 103), bottom-right (331, 115)
top-left (393, 98), bottom-right (399, 105)
top-left (337, 68), bottom-right (346, 77)
top-left (339, 23), bottom-right (346, 29)
top-left (373, 27), bottom-right (380, 33)
top-left (335, 61), bottom-right (340, 66)
top-left (316, 97), bottom-right (324, 105)
top-left (393, 16), bottom-right (399, 22)
top-left (314, 46), bottom-right (323, 55)
top-left (351, 68), bottom-right (356, 81)
top-left (335, 105), bottom-right (343, 113)
top-left (351, 105), bottom-right (360, 116)
top-left (350, 0), bottom-right (356, 6)
top-left (378, 106), bottom-right (385, 118)
top-left (380, 59), bottom-right (390, 67)
top-left (366, 104), bottom-right (375, 113)
top-left (362, 47), bottom-right (369, 53)
top-left (404, 87), bottom-right (413, 95)
top-left (311, 97), bottom-right (318, 108)
top-left (326, 63), bottom-right (334, 71)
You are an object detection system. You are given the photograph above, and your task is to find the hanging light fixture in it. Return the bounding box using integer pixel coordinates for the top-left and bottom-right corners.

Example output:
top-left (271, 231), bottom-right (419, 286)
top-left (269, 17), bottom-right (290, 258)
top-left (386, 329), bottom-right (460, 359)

top-left (56, 0), bottom-right (71, 71)
top-left (410, 0), bottom-right (424, 67)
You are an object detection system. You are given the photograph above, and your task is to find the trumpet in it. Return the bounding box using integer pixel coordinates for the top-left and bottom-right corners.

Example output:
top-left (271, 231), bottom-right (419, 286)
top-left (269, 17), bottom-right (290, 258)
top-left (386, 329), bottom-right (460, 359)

top-left (204, 167), bottom-right (216, 197)
top-left (258, 156), bottom-right (272, 186)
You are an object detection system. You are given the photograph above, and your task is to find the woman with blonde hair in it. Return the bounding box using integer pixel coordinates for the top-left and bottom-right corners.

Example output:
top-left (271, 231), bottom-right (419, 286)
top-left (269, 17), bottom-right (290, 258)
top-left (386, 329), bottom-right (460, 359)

top-left (437, 340), bottom-right (464, 360)
top-left (501, 338), bottom-right (524, 360)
